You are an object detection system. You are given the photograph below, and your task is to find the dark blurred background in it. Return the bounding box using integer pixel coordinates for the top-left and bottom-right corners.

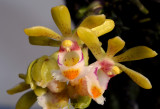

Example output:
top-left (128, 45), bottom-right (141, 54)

top-left (65, 0), bottom-right (160, 109)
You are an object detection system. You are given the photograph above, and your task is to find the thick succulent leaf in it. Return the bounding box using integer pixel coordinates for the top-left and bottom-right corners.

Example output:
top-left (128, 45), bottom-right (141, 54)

top-left (71, 96), bottom-right (91, 109)
top-left (16, 91), bottom-right (37, 109)
top-left (116, 63), bottom-right (152, 89)
top-left (79, 14), bottom-right (105, 29)
top-left (34, 87), bottom-right (47, 96)
top-left (29, 36), bottom-right (61, 47)
top-left (113, 46), bottom-right (157, 62)
top-left (24, 26), bottom-right (61, 40)
top-left (77, 27), bottom-right (105, 60)
top-left (51, 5), bottom-right (72, 36)
top-left (91, 19), bottom-right (115, 37)
top-left (82, 47), bottom-right (89, 65)
top-left (106, 36), bottom-right (125, 57)
top-left (25, 59), bottom-right (37, 89)
top-left (7, 82), bottom-right (30, 95)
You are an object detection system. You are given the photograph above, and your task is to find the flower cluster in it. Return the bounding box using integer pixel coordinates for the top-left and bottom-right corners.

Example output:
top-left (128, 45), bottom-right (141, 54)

top-left (7, 5), bottom-right (157, 109)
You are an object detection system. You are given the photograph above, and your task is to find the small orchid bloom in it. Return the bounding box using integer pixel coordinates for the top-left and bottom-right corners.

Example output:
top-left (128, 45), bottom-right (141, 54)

top-left (53, 39), bottom-right (86, 81)
top-left (77, 27), bottom-right (157, 104)
top-left (7, 4), bottom-right (157, 109)
top-left (24, 5), bottom-right (114, 83)
top-left (20, 5), bottom-right (115, 109)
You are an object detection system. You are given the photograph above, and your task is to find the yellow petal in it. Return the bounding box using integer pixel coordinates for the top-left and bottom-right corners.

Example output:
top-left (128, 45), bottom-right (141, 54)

top-left (24, 26), bottom-right (62, 40)
top-left (91, 19), bottom-right (115, 37)
top-left (51, 5), bottom-right (72, 36)
top-left (113, 46), bottom-right (157, 62)
top-left (106, 36), bottom-right (125, 57)
top-left (77, 27), bottom-right (105, 60)
top-left (82, 47), bottom-right (89, 65)
top-left (79, 15), bottom-right (105, 29)
top-left (29, 36), bottom-right (61, 47)
top-left (16, 91), bottom-right (37, 109)
top-left (116, 63), bottom-right (152, 89)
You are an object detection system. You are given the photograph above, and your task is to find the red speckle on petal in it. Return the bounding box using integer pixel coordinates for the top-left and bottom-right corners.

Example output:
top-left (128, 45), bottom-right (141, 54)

top-left (100, 59), bottom-right (114, 74)
top-left (59, 41), bottom-right (80, 52)
top-left (71, 41), bottom-right (80, 51)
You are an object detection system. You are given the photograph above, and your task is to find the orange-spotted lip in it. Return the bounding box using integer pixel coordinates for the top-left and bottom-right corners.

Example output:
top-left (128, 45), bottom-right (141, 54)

top-left (91, 86), bottom-right (102, 99)
top-left (63, 69), bottom-right (80, 80)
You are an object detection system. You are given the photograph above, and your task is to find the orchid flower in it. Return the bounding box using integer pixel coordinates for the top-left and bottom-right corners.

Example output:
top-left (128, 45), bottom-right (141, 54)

top-left (7, 5), bottom-right (157, 109)
top-left (77, 27), bottom-right (157, 104)
top-left (7, 5), bottom-right (115, 109)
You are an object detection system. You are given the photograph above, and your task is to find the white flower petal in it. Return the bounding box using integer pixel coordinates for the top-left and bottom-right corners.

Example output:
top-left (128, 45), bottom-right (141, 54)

top-left (98, 70), bottom-right (111, 91)
top-left (85, 66), bottom-right (105, 105)
top-left (37, 92), bottom-right (69, 109)
top-left (52, 70), bottom-right (68, 82)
